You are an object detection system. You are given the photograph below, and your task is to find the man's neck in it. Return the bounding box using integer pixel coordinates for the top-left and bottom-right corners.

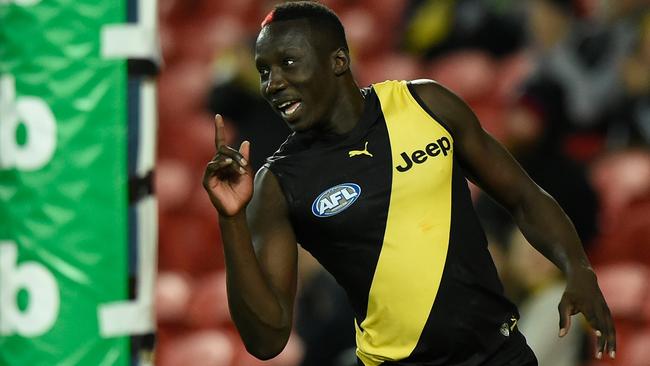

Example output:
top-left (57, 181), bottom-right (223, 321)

top-left (317, 77), bottom-right (365, 136)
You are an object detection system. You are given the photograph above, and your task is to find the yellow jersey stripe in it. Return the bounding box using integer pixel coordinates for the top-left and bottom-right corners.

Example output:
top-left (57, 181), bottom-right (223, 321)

top-left (356, 80), bottom-right (454, 365)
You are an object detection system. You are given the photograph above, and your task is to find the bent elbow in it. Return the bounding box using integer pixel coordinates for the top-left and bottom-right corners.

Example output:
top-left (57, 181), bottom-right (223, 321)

top-left (250, 349), bottom-right (281, 361)
top-left (241, 329), bottom-right (291, 361)
top-left (245, 341), bottom-right (286, 361)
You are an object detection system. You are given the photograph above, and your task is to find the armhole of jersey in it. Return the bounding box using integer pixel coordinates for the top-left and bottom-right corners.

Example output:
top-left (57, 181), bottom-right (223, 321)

top-left (405, 81), bottom-right (454, 138)
top-left (260, 164), bottom-right (295, 214)
top-left (262, 131), bottom-right (300, 211)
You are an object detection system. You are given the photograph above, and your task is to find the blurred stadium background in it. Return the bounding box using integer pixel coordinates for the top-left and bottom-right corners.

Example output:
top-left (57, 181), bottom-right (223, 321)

top-left (2, 0), bottom-right (650, 365)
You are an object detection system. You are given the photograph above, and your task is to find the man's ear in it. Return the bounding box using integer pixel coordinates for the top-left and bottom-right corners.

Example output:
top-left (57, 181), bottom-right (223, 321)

top-left (332, 48), bottom-right (350, 76)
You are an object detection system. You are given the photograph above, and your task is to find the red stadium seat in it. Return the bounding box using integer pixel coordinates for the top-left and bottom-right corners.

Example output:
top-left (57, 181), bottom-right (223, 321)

top-left (359, 0), bottom-right (408, 30)
top-left (340, 7), bottom-right (383, 59)
top-left (157, 330), bottom-right (236, 366)
top-left (159, 21), bottom-right (181, 64)
top-left (156, 271), bottom-right (193, 324)
top-left (157, 159), bottom-right (194, 214)
top-left (596, 263), bottom-right (650, 322)
top-left (158, 63), bottom-right (213, 122)
top-left (186, 271), bottom-right (231, 328)
top-left (589, 201), bottom-right (650, 266)
top-left (427, 51), bottom-right (498, 103)
top-left (626, 330), bottom-right (650, 366)
top-left (358, 52), bottom-right (423, 87)
top-left (589, 150), bottom-right (650, 231)
top-left (158, 214), bottom-right (223, 274)
top-left (195, 0), bottom-right (257, 19)
top-left (169, 15), bottom-right (248, 63)
top-left (317, 0), bottom-right (350, 14)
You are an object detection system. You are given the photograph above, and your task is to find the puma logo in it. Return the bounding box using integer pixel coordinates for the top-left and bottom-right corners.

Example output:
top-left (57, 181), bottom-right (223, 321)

top-left (349, 141), bottom-right (373, 158)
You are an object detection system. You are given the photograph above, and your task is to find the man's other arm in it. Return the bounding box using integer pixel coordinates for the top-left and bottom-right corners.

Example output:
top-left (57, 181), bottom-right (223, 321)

top-left (410, 80), bottom-right (616, 360)
top-left (203, 115), bottom-right (297, 360)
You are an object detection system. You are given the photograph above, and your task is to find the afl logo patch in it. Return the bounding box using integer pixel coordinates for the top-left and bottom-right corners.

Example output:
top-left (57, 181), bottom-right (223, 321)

top-left (311, 183), bottom-right (361, 218)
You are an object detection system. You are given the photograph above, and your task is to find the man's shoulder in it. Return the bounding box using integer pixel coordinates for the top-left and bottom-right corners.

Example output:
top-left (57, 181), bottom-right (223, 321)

top-left (370, 79), bottom-right (449, 104)
top-left (371, 78), bottom-right (437, 87)
top-left (406, 79), bottom-right (447, 97)
top-left (263, 132), bottom-right (307, 170)
top-left (404, 79), bottom-right (474, 137)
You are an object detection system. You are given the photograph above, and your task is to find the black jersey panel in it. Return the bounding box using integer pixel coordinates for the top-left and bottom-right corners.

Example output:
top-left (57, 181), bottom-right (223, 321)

top-left (265, 87), bottom-right (394, 324)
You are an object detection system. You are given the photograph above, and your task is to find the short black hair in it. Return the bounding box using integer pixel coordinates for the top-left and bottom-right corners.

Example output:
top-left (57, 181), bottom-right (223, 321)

top-left (261, 1), bottom-right (349, 51)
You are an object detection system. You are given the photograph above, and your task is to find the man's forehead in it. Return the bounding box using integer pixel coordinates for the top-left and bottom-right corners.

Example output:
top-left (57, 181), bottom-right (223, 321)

top-left (256, 19), bottom-right (315, 48)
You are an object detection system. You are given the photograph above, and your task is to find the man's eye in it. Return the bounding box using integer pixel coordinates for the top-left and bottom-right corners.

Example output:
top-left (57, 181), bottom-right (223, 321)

top-left (283, 59), bottom-right (295, 66)
top-left (259, 69), bottom-right (269, 77)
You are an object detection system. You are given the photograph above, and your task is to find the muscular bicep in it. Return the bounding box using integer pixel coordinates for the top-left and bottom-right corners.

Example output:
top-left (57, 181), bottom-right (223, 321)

top-left (410, 80), bottom-right (542, 211)
top-left (461, 129), bottom-right (542, 211)
top-left (248, 167), bottom-right (298, 311)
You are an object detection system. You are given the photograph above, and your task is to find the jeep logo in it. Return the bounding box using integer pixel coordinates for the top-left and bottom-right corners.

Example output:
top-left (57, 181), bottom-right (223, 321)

top-left (395, 137), bottom-right (451, 172)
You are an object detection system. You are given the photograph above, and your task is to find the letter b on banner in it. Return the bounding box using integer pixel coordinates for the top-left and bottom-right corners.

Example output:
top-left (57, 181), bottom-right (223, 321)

top-left (0, 74), bottom-right (57, 171)
top-left (0, 241), bottom-right (60, 337)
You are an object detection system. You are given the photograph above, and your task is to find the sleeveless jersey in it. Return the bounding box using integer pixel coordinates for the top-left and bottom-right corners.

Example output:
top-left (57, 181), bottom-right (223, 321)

top-left (265, 80), bottom-right (520, 366)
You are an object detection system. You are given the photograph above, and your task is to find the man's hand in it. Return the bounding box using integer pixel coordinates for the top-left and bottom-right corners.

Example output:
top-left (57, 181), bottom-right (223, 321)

top-left (202, 114), bottom-right (253, 216)
top-left (558, 267), bottom-right (616, 360)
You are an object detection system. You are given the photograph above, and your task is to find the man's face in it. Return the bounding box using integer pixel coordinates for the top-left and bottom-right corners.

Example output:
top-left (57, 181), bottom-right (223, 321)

top-left (255, 20), bottom-right (336, 132)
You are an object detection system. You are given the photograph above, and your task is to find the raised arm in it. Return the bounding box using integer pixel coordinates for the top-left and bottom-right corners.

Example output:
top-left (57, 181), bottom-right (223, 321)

top-left (410, 80), bottom-right (616, 360)
top-left (202, 115), bottom-right (298, 360)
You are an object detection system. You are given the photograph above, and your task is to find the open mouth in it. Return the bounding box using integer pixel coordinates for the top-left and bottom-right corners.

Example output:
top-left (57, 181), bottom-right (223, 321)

top-left (277, 100), bottom-right (302, 119)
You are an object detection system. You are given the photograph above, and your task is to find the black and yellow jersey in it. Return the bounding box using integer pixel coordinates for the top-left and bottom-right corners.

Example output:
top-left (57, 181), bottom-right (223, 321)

top-left (265, 80), bottom-right (523, 365)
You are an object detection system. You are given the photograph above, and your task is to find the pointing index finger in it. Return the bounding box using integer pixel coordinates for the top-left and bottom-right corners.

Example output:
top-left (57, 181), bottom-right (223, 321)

top-left (214, 114), bottom-right (225, 149)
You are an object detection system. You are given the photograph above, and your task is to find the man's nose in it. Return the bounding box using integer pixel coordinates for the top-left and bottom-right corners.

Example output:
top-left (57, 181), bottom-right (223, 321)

top-left (265, 68), bottom-right (287, 95)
